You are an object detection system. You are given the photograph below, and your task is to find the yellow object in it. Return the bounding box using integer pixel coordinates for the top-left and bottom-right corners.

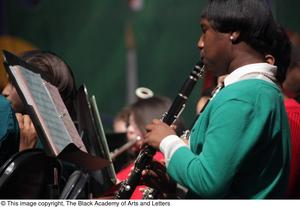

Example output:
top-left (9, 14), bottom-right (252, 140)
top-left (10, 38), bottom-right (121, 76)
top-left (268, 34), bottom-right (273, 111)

top-left (0, 35), bottom-right (36, 90)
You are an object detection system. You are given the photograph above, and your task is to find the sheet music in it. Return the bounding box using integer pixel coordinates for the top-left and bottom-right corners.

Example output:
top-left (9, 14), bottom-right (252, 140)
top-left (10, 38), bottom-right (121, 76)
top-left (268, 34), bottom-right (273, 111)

top-left (10, 65), bottom-right (87, 155)
top-left (46, 82), bottom-right (86, 151)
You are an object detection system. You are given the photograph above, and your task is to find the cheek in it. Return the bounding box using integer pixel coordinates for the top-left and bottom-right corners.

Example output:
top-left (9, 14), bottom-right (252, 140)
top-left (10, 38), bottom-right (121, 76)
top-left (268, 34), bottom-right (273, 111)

top-left (113, 121), bottom-right (127, 133)
top-left (11, 90), bottom-right (24, 112)
top-left (206, 46), bottom-right (230, 73)
top-left (294, 70), bottom-right (300, 81)
top-left (126, 124), bottom-right (142, 140)
top-left (286, 70), bottom-right (300, 84)
top-left (203, 39), bottom-right (220, 61)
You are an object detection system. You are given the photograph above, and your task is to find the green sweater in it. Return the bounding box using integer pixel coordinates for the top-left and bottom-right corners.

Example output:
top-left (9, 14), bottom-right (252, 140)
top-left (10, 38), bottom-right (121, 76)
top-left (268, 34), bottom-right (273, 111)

top-left (0, 95), bottom-right (20, 166)
top-left (167, 79), bottom-right (290, 198)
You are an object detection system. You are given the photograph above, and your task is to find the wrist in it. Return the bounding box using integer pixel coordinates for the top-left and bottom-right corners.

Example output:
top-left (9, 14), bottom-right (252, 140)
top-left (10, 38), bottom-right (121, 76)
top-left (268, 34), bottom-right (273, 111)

top-left (159, 135), bottom-right (187, 167)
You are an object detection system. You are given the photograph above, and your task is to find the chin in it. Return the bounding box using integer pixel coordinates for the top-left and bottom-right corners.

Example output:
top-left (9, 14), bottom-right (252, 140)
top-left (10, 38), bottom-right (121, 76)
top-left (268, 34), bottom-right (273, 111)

top-left (204, 65), bottom-right (217, 75)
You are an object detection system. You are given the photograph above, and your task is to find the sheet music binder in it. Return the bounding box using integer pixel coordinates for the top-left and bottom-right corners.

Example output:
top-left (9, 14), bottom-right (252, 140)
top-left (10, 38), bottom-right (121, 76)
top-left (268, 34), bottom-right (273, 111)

top-left (2, 50), bottom-right (109, 171)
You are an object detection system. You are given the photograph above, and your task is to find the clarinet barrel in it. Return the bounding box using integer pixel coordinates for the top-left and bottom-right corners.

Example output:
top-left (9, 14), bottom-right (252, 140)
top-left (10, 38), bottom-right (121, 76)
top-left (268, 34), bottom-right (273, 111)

top-left (114, 61), bottom-right (205, 199)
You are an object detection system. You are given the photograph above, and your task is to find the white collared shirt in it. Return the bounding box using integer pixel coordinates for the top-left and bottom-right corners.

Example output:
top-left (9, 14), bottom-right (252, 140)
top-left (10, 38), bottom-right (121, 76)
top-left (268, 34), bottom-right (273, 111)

top-left (224, 63), bottom-right (277, 86)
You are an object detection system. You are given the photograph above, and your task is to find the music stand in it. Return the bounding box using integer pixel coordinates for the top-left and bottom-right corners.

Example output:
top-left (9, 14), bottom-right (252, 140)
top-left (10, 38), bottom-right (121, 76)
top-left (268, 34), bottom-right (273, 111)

top-left (2, 50), bottom-right (109, 171)
top-left (0, 149), bottom-right (61, 199)
top-left (105, 132), bottom-right (131, 172)
top-left (74, 84), bottom-right (117, 197)
top-left (59, 170), bottom-right (90, 199)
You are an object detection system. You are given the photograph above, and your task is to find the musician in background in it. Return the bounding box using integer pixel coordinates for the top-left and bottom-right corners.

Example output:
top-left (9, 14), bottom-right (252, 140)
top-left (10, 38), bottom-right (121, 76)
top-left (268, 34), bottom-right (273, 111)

top-left (113, 87), bottom-right (154, 134)
top-left (267, 37), bottom-right (300, 198)
top-left (116, 94), bottom-right (185, 199)
top-left (128, 95), bottom-right (186, 157)
top-left (263, 26), bottom-right (300, 198)
top-left (144, 0), bottom-right (291, 198)
top-left (283, 45), bottom-right (300, 101)
top-left (113, 106), bottom-right (130, 134)
top-left (2, 50), bottom-right (77, 151)
top-left (283, 45), bottom-right (300, 198)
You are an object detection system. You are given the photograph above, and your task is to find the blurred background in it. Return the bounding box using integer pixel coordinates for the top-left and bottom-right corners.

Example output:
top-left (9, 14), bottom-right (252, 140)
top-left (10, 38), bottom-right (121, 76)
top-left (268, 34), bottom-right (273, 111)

top-left (1, 0), bottom-right (300, 130)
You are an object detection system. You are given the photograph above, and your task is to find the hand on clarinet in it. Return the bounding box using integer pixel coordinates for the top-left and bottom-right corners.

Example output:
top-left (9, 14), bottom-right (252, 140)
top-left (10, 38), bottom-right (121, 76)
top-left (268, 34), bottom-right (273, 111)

top-left (145, 119), bottom-right (176, 149)
top-left (141, 160), bottom-right (177, 198)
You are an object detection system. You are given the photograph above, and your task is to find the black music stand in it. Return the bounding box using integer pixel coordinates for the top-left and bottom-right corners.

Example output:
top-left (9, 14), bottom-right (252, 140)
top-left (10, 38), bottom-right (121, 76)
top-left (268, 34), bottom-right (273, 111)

top-left (0, 149), bottom-right (61, 199)
top-left (105, 132), bottom-right (131, 172)
top-left (59, 170), bottom-right (90, 199)
top-left (73, 84), bottom-right (117, 197)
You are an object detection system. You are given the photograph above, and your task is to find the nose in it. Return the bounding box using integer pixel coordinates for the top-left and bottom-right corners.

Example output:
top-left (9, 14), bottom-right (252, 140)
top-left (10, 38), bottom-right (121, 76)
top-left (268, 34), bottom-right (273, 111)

top-left (2, 85), bottom-right (10, 98)
top-left (197, 35), bottom-right (204, 50)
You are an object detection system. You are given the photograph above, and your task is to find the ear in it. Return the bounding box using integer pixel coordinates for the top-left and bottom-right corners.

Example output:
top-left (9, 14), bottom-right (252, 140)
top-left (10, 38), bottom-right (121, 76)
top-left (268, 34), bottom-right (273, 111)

top-left (265, 54), bottom-right (275, 65)
top-left (229, 31), bottom-right (240, 43)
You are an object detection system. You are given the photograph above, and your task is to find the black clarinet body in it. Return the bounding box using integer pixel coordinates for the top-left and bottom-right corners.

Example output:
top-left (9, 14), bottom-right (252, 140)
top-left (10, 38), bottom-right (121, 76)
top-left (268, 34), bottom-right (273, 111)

top-left (114, 61), bottom-right (205, 199)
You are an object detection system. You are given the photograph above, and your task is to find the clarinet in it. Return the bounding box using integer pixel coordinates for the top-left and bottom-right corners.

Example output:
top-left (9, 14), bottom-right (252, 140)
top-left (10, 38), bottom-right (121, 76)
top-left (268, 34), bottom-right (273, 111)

top-left (114, 61), bottom-right (205, 199)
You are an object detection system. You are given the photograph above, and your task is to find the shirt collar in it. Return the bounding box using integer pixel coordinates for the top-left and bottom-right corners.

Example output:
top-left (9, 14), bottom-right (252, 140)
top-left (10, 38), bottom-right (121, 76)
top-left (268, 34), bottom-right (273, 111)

top-left (224, 63), bottom-right (277, 86)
